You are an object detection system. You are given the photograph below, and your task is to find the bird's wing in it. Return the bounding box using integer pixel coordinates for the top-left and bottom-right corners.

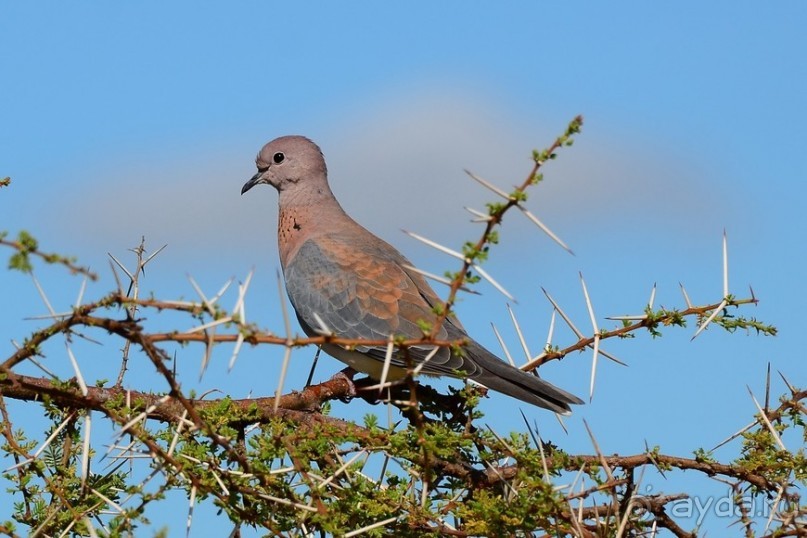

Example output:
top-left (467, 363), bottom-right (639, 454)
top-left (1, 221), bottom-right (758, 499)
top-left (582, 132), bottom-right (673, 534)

top-left (285, 235), bottom-right (583, 413)
top-left (283, 237), bottom-right (466, 372)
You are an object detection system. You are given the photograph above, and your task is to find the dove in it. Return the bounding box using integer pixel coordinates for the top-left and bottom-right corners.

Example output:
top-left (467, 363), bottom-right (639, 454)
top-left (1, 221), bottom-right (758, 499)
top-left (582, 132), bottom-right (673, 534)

top-left (241, 135), bottom-right (582, 414)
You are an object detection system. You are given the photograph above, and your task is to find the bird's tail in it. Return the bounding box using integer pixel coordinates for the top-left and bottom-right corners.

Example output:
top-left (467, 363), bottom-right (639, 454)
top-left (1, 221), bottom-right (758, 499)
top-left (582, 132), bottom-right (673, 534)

top-left (467, 341), bottom-right (584, 415)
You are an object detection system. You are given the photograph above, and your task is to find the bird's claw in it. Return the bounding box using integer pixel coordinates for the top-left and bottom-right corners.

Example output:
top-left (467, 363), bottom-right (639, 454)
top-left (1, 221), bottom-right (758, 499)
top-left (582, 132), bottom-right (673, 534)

top-left (331, 367), bottom-right (358, 402)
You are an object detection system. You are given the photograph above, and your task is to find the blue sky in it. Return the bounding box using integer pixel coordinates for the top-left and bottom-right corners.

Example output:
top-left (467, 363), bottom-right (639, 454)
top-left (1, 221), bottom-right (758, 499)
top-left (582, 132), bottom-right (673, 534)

top-left (2, 2), bottom-right (805, 535)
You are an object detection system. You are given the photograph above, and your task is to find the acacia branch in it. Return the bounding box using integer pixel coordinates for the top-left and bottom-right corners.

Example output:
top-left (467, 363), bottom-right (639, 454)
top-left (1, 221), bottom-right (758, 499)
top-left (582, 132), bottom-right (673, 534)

top-left (17, 289), bottom-right (764, 380)
top-left (525, 295), bottom-right (767, 370)
top-left (1, 233), bottom-right (98, 280)
top-left (2, 368), bottom-right (794, 497)
top-left (432, 116), bottom-right (584, 335)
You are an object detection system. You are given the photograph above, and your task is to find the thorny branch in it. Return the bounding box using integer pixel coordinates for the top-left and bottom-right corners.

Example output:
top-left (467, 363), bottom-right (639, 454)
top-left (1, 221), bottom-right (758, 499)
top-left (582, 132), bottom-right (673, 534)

top-left (430, 115), bottom-right (583, 336)
top-left (1, 364), bottom-right (801, 526)
top-left (3, 363), bottom-right (796, 488)
top-left (1, 230), bottom-right (97, 281)
top-left (0, 248), bottom-right (797, 536)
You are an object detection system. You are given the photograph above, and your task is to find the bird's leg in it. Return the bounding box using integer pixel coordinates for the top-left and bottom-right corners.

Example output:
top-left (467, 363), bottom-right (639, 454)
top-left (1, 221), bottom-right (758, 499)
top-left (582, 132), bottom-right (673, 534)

top-left (304, 346), bottom-right (323, 387)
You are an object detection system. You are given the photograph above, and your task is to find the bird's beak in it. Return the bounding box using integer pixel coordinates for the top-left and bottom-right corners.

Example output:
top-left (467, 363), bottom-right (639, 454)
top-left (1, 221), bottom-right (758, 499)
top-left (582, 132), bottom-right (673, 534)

top-left (240, 172), bottom-right (264, 195)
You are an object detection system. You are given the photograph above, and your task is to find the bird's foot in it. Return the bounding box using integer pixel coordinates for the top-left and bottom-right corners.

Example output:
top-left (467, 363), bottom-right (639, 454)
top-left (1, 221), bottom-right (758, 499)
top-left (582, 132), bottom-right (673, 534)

top-left (330, 367), bottom-right (358, 402)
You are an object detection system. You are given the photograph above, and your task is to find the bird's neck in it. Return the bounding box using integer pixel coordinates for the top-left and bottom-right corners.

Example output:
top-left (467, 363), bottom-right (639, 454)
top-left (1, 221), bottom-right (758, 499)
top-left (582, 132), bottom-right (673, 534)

top-left (276, 187), bottom-right (350, 267)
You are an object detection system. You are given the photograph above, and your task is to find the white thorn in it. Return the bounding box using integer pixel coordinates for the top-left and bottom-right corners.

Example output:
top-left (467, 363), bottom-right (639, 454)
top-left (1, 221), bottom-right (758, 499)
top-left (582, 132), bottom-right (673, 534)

top-left (723, 229), bottom-right (729, 297)
top-left (692, 299), bottom-right (728, 340)
top-left (273, 346), bottom-right (292, 413)
top-left (402, 230), bottom-right (465, 261)
top-left (463, 206), bottom-right (493, 222)
top-left (518, 206), bottom-right (574, 255)
top-left (227, 332), bottom-right (245, 372)
top-left (463, 169), bottom-right (511, 200)
top-left (31, 275), bottom-right (57, 317)
top-left (107, 253), bottom-right (134, 282)
top-left (747, 386), bottom-right (786, 451)
top-left (66, 344), bottom-right (89, 396)
top-left (75, 277), bottom-right (88, 309)
top-left (80, 412), bottom-right (92, 491)
top-left (589, 335), bottom-right (600, 402)
top-left (541, 288), bottom-right (584, 338)
top-left (186, 316), bottom-right (232, 334)
top-left (579, 272), bottom-right (599, 333)
top-left (545, 310), bottom-right (556, 351)
top-left (411, 346), bottom-right (442, 377)
top-left (491, 323), bottom-right (516, 367)
top-left (679, 282), bottom-right (693, 309)
top-left (311, 312), bottom-right (334, 336)
top-left (506, 304), bottom-right (531, 362)
top-left (402, 264), bottom-right (480, 294)
top-left (143, 243), bottom-right (168, 265)
top-left (378, 335), bottom-right (395, 394)
top-left (472, 263), bottom-right (515, 302)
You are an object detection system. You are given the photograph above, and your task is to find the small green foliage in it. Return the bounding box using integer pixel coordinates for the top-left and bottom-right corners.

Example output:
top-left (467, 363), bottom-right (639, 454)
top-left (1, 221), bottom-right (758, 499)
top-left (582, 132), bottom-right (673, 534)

top-left (509, 189), bottom-right (528, 203)
top-left (8, 230), bottom-right (38, 273)
top-left (693, 448), bottom-right (717, 463)
top-left (415, 317), bottom-right (433, 335)
top-left (532, 149), bottom-right (549, 163)
top-left (486, 201), bottom-right (506, 215)
top-left (564, 115), bottom-right (583, 139)
top-left (461, 240), bottom-right (489, 264)
top-left (644, 444), bottom-right (674, 471)
top-left (363, 414), bottom-right (379, 429)
top-left (450, 341), bottom-right (468, 359)
top-left (532, 115), bottom-right (582, 164)
top-left (3, 411), bottom-right (132, 535)
top-left (444, 268), bottom-right (479, 287)
top-left (430, 302), bottom-right (445, 317)
top-left (715, 310), bottom-right (778, 336)
top-left (643, 305), bottom-right (687, 338)
top-left (734, 412), bottom-right (804, 487)
top-left (4, 228), bottom-right (94, 278)
top-left (393, 334), bottom-right (408, 347)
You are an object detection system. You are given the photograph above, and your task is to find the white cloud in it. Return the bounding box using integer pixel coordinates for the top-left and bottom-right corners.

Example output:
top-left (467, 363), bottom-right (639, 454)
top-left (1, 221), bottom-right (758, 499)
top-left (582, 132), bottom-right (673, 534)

top-left (44, 88), bottom-right (725, 270)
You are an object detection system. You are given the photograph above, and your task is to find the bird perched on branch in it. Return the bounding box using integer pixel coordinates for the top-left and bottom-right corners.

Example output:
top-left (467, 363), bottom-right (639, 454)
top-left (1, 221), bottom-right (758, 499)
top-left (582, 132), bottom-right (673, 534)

top-left (241, 135), bottom-right (583, 414)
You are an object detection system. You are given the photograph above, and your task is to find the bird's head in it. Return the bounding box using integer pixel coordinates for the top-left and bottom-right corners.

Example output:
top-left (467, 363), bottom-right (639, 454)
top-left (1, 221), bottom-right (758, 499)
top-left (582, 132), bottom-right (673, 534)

top-left (241, 135), bottom-right (328, 195)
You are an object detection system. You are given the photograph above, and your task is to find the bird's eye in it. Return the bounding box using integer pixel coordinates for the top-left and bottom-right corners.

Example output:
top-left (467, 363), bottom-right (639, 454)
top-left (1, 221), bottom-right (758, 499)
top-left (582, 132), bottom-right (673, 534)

top-left (273, 152), bottom-right (285, 164)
